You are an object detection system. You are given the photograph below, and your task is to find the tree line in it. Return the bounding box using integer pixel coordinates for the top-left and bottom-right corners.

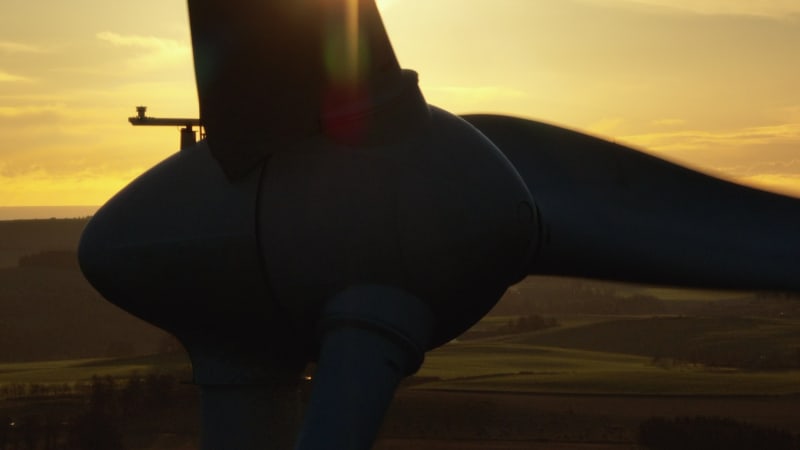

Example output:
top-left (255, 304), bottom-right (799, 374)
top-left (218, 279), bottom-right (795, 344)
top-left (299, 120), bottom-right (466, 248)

top-left (639, 416), bottom-right (799, 450)
top-left (0, 372), bottom-right (182, 450)
top-left (460, 313), bottom-right (560, 340)
top-left (17, 250), bottom-right (79, 271)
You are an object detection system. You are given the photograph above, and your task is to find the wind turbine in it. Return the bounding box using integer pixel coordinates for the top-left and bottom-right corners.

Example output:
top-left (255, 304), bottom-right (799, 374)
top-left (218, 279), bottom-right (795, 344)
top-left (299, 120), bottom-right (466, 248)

top-left (78, 0), bottom-right (800, 448)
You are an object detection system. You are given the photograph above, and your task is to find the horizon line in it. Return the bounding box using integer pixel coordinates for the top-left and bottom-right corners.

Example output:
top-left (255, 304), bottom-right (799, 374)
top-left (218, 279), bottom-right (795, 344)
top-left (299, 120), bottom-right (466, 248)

top-left (0, 205), bottom-right (99, 221)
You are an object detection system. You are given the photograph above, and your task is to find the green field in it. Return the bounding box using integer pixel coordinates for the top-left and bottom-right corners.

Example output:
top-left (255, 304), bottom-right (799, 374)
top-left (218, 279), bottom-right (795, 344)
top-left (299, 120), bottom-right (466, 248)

top-left (508, 315), bottom-right (800, 369)
top-left (3, 316), bottom-right (800, 450)
top-left (5, 343), bottom-right (799, 398)
top-left (637, 287), bottom-right (752, 302)
top-left (418, 341), bottom-right (800, 395)
top-left (414, 314), bottom-right (800, 396)
top-left (3, 315), bottom-right (800, 398)
top-left (0, 352), bottom-right (190, 386)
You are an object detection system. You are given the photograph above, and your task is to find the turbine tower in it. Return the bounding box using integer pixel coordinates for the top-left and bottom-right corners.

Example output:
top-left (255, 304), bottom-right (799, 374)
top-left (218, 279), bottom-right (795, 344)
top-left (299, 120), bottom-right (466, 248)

top-left (78, 1), bottom-right (800, 448)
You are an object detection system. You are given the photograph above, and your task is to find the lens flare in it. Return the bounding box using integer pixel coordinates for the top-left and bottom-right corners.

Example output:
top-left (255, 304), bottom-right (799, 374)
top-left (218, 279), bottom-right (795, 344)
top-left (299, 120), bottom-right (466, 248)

top-left (323, 0), bottom-right (371, 86)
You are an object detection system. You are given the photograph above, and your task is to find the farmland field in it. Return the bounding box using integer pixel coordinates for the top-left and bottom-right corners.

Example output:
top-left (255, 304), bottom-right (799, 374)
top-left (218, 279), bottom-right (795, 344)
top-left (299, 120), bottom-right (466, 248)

top-left (4, 334), bottom-right (800, 449)
top-left (4, 333), bottom-right (799, 396)
top-left (3, 309), bottom-right (800, 448)
top-left (0, 352), bottom-right (191, 386)
top-left (378, 389), bottom-right (800, 449)
top-left (4, 218), bottom-right (800, 448)
top-left (418, 342), bottom-right (800, 395)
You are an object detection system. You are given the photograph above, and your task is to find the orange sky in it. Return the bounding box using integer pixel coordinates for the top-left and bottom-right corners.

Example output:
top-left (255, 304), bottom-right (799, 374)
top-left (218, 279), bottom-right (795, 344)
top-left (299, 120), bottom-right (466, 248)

top-left (1, 0), bottom-right (799, 208)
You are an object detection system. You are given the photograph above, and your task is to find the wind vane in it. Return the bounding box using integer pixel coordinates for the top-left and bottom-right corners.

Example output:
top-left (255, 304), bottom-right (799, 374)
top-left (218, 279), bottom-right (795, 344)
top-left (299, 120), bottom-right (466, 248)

top-left (128, 106), bottom-right (204, 150)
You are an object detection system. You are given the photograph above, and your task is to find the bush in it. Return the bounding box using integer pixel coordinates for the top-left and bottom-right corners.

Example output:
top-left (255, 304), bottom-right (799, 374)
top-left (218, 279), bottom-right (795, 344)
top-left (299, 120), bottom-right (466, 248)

top-left (17, 250), bottom-right (79, 270)
top-left (504, 314), bottom-right (559, 333)
top-left (639, 416), bottom-right (799, 450)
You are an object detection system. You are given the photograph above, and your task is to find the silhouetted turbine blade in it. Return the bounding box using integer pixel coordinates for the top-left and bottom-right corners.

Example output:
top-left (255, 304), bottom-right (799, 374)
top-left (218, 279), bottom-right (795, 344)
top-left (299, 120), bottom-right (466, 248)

top-left (296, 286), bottom-right (433, 450)
top-left (187, 0), bottom-right (405, 179)
top-left (464, 114), bottom-right (800, 291)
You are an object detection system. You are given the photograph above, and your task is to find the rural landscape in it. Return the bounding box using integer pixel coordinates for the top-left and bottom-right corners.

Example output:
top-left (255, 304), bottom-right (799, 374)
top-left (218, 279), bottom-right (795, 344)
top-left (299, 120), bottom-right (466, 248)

top-left (2, 217), bottom-right (800, 449)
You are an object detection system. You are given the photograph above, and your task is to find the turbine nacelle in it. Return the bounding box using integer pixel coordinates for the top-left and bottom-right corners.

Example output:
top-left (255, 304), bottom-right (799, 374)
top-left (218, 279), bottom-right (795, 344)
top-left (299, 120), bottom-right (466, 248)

top-left (79, 100), bottom-right (536, 377)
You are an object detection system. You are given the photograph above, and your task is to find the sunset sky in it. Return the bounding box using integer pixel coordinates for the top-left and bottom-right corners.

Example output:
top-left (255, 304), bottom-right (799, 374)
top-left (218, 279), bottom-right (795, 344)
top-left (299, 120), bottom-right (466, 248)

top-left (1, 0), bottom-right (799, 210)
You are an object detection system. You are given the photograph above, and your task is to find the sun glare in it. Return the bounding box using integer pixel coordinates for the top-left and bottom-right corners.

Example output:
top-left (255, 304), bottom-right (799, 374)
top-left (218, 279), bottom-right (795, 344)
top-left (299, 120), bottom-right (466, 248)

top-left (376, 0), bottom-right (395, 12)
top-left (346, 0), bottom-right (360, 81)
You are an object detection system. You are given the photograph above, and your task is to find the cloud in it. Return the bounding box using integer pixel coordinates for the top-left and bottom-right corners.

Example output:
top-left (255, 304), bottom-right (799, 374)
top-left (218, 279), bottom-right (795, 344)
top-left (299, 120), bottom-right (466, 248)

top-left (612, 120), bottom-right (800, 198)
top-left (736, 173), bottom-right (800, 198)
top-left (425, 85), bottom-right (529, 111)
top-left (621, 123), bottom-right (800, 154)
top-left (96, 32), bottom-right (184, 51)
top-left (652, 118), bottom-right (687, 127)
top-left (0, 105), bottom-right (82, 141)
top-left (0, 41), bottom-right (46, 53)
top-left (715, 160), bottom-right (800, 197)
top-left (579, 0), bottom-right (800, 18)
top-left (587, 117), bottom-right (626, 135)
top-left (0, 70), bottom-right (32, 83)
top-left (612, 121), bottom-right (800, 189)
top-left (95, 31), bottom-right (191, 71)
top-left (429, 85), bottom-right (528, 101)
top-left (0, 104), bottom-right (63, 117)
top-left (0, 168), bottom-right (143, 207)
top-left (722, 159), bottom-right (800, 175)
top-left (421, 84), bottom-right (532, 114)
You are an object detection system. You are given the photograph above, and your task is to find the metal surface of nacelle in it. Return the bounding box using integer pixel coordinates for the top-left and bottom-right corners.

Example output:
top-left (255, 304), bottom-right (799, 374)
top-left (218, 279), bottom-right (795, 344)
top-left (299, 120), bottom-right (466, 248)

top-left (79, 84), bottom-right (538, 448)
top-left (80, 102), bottom-right (537, 377)
top-left (260, 105), bottom-right (536, 348)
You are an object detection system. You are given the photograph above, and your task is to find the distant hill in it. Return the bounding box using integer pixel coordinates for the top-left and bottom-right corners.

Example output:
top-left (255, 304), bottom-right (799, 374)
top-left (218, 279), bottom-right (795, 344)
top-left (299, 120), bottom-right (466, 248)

top-left (0, 218), bottom-right (792, 364)
top-left (0, 205), bottom-right (97, 221)
top-left (506, 315), bottom-right (800, 369)
top-left (491, 276), bottom-right (772, 318)
top-left (0, 218), bottom-right (169, 362)
top-left (0, 264), bottom-right (168, 362)
top-left (0, 218), bottom-right (89, 268)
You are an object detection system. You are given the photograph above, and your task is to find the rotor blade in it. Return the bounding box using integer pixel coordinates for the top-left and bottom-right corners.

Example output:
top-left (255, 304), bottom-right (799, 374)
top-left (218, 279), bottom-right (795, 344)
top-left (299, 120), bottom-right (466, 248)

top-left (295, 286), bottom-right (433, 450)
top-left (187, 0), bottom-right (411, 179)
top-left (464, 114), bottom-right (800, 292)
